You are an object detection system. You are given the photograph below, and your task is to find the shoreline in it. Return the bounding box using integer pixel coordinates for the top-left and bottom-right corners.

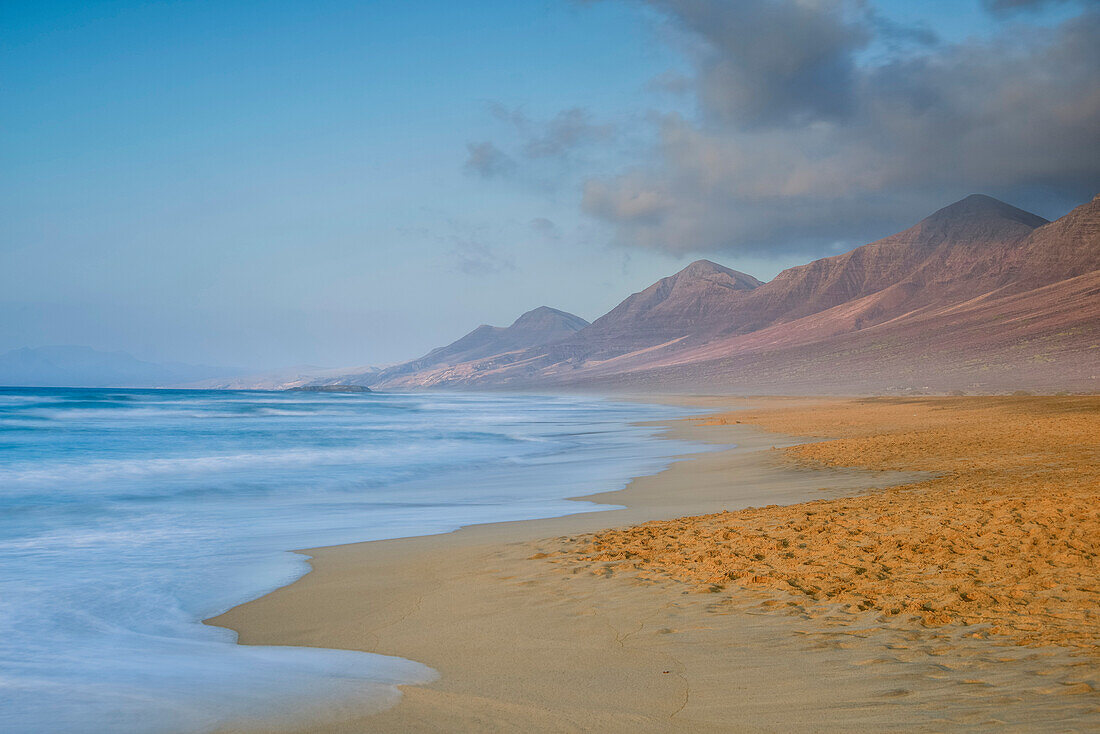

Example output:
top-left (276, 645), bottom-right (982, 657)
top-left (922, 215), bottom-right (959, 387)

top-left (210, 398), bottom-right (928, 731)
top-left (210, 396), bottom-right (1099, 731)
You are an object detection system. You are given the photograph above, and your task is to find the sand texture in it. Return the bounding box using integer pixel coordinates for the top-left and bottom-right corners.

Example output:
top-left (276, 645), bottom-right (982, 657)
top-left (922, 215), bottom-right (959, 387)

top-left (212, 397), bottom-right (1100, 732)
top-left (564, 397), bottom-right (1099, 650)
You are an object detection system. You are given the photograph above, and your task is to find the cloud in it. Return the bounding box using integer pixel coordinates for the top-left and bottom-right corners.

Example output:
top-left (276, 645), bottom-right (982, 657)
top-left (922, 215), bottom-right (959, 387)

top-left (519, 108), bottom-right (616, 159)
top-left (657, 0), bottom-right (871, 128)
top-left (583, 175), bottom-right (671, 225)
top-left (983, 0), bottom-right (1083, 14)
top-left (448, 237), bottom-right (515, 276)
top-left (646, 70), bottom-right (694, 96)
top-left (462, 105), bottom-right (617, 181)
top-left (463, 141), bottom-right (516, 178)
top-left (528, 217), bottom-right (560, 238)
top-left (581, 1), bottom-right (1100, 254)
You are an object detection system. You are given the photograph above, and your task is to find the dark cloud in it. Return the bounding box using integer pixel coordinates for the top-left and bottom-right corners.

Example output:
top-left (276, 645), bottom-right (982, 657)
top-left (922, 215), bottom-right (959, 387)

top-left (462, 141), bottom-right (516, 178)
top-left (863, 6), bottom-right (939, 50)
top-left (651, 0), bottom-right (871, 128)
top-left (582, 1), bottom-right (1100, 254)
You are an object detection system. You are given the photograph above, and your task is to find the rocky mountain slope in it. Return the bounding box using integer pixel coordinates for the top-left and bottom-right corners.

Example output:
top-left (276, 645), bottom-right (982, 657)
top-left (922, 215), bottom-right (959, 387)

top-left (354, 193), bottom-right (1100, 393)
top-left (565, 260), bottom-right (760, 354)
top-left (416, 306), bottom-right (588, 366)
top-left (335, 306), bottom-right (589, 388)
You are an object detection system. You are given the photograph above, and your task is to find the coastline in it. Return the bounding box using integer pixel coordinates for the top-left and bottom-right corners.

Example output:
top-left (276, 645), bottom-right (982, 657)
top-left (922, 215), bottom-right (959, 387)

top-left (210, 396), bottom-right (1099, 732)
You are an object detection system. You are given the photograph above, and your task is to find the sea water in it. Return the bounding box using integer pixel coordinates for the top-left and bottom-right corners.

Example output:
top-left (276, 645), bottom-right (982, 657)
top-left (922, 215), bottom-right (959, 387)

top-left (0, 388), bottom-right (704, 732)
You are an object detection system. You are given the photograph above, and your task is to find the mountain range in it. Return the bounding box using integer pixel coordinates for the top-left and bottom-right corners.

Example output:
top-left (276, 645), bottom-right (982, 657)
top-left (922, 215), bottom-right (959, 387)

top-left (328, 306), bottom-right (589, 388)
top-left (326, 193), bottom-right (1098, 394)
top-left (27, 193), bottom-right (1092, 393)
top-left (0, 346), bottom-right (240, 388)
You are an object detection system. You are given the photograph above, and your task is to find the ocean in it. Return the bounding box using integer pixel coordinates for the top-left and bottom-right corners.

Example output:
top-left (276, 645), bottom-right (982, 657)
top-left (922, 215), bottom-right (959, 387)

top-left (0, 388), bottom-right (704, 732)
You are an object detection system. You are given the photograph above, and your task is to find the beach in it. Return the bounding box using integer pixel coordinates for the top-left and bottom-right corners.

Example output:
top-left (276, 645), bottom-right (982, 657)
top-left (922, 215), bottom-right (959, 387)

top-left (211, 396), bottom-right (1100, 732)
top-left (0, 390), bottom-right (700, 732)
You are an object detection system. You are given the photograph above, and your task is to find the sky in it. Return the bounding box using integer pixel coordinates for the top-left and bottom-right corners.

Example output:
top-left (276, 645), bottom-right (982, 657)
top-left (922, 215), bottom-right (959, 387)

top-left (2, 0), bottom-right (1097, 370)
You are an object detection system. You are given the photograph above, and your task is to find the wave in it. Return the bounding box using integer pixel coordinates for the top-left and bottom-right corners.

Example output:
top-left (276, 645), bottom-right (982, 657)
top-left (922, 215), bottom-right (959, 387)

top-left (0, 389), bottom-right (702, 732)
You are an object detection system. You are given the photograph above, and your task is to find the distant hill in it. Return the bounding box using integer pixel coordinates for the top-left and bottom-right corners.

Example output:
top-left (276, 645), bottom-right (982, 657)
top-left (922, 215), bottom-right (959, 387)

top-left (360, 193), bottom-right (1099, 394)
top-left (561, 259), bottom-right (761, 356)
top-left (329, 306), bottom-right (589, 388)
top-left (183, 364), bottom-right (387, 391)
top-left (287, 384), bottom-right (372, 393)
top-left (0, 346), bottom-right (240, 388)
top-left (415, 306), bottom-right (589, 367)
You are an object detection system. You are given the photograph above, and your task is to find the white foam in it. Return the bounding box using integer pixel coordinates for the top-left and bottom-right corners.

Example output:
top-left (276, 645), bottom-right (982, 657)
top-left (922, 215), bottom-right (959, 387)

top-left (0, 389), bottom-right (708, 732)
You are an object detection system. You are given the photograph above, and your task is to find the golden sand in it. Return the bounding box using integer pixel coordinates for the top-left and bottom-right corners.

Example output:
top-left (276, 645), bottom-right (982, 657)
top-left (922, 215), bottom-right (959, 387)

top-left (562, 396), bottom-right (1100, 650)
top-left (215, 397), bottom-right (1100, 731)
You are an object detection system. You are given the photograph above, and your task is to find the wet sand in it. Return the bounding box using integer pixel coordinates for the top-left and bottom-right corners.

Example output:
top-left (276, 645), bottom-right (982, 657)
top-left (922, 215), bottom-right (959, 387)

top-left (211, 397), bottom-right (1100, 732)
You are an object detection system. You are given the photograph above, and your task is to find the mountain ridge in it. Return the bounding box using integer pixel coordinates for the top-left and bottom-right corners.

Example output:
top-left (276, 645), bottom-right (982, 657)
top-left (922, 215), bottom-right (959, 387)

top-left (345, 193), bottom-right (1100, 393)
top-left (331, 306), bottom-right (589, 388)
top-left (0, 346), bottom-right (240, 388)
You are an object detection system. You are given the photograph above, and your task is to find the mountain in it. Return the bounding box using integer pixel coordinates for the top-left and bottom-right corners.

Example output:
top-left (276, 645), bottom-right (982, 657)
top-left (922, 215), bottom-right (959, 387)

top-left (415, 306), bottom-right (589, 367)
top-left (345, 306), bottom-right (589, 388)
top-left (571, 259), bottom-right (761, 352)
top-left (575, 268), bottom-right (1100, 394)
top-left (367, 193), bottom-right (1098, 393)
top-left (726, 194), bottom-right (1049, 334)
top-left (0, 346), bottom-right (240, 388)
top-left (542, 193), bottom-right (1100, 392)
top-left (1012, 192), bottom-right (1100, 287)
top-left (367, 264), bottom-right (760, 389)
top-left (183, 364), bottom-right (387, 391)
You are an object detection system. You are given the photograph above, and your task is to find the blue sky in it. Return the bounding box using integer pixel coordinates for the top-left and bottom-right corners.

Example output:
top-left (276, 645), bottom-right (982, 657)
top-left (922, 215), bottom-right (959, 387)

top-left (2, 0), bottom-right (1096, 368)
